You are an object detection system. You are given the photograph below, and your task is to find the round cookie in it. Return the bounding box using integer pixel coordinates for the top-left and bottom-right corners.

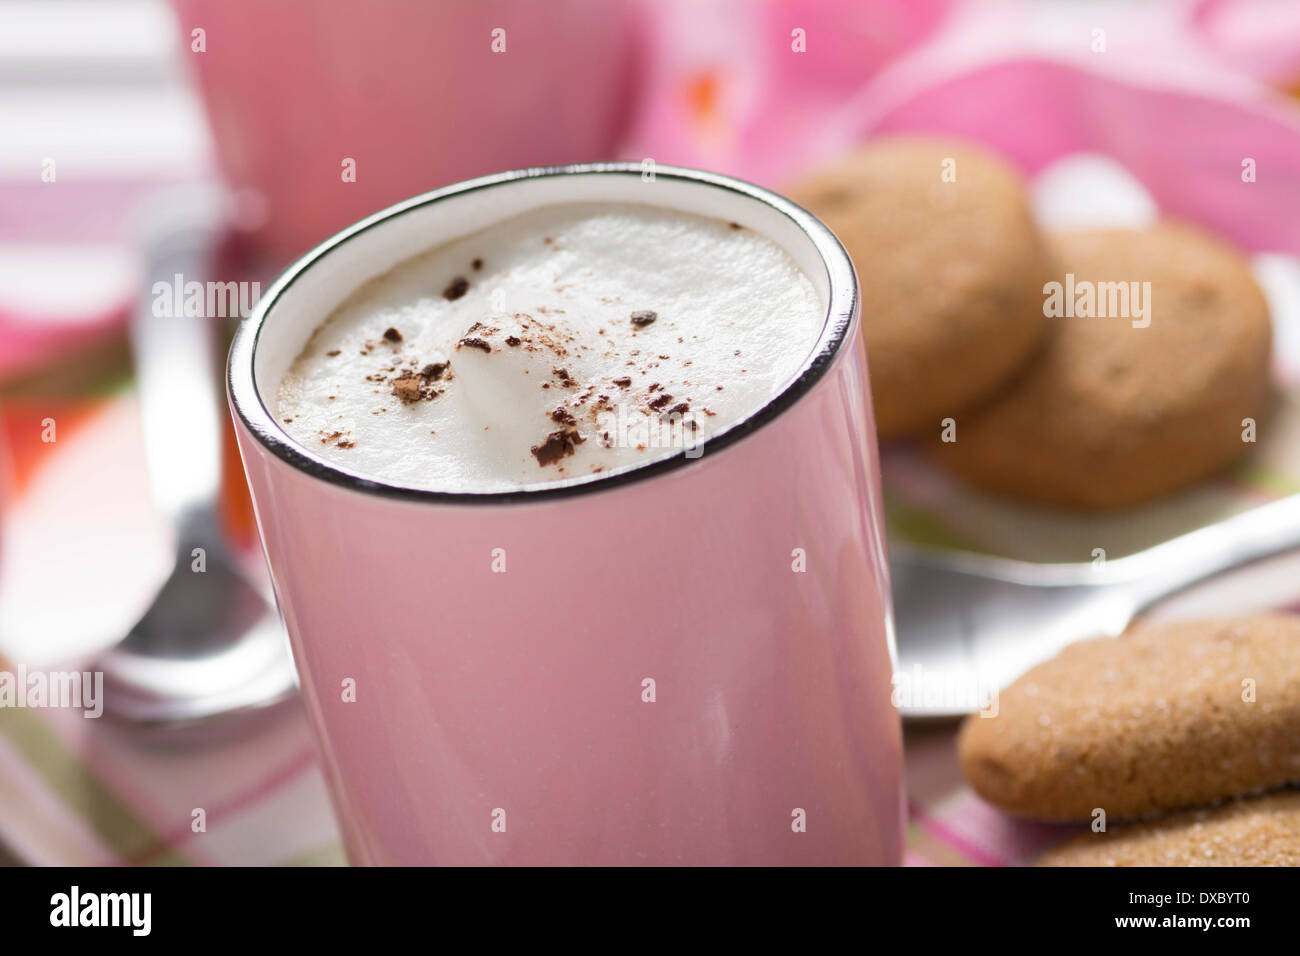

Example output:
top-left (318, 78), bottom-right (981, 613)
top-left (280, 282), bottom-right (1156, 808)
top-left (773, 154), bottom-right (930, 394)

top-left (958, 615), bottom-right (1300, 822)
top-left (930, 223), bottom-right (1273, 510)
top-left (1038, 790), bottom-right (1300, 867)
top-left (786, 137), bottom-right (1052, 438)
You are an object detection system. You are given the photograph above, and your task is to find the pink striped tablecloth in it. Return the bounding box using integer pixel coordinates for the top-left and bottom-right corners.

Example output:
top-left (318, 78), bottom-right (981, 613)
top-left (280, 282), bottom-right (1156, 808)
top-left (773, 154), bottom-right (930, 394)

top-left (0, 385), bottom-right (345, 866)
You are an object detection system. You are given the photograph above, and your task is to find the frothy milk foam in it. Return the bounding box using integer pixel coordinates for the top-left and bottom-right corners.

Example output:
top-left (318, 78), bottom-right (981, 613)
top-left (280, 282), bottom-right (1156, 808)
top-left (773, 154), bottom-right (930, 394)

top-left (275, 203), bottom-right (825, 492)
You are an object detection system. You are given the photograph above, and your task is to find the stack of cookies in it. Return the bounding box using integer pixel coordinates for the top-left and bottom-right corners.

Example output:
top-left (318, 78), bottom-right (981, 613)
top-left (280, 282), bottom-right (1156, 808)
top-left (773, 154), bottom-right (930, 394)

top-left (958, 615), bottom-right (1300, 866)
top-left (791, 140), bottom-right (1294, 864)
top-left (788, 137), bottom-right (1274, 510)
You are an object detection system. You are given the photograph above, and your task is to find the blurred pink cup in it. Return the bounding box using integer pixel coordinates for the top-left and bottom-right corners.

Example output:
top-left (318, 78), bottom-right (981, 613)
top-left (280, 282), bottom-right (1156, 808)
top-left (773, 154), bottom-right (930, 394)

top-left (228, 165), bottom-right (903, 865)
top-left (172, 0), bottom-right (643, 262)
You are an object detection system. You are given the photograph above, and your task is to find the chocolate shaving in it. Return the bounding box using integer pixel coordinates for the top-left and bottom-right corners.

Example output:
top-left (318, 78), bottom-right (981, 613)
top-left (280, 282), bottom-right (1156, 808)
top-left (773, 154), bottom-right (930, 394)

top-left (630, 310), bottom-right (658, 328)
top-left (443, 276), bottom-right (470, 301)
top-left (530, 428), bottom-right (585, 467)
top-left (457, 337), bottom-right (491, 353)
top-left (421, 362), bottom-right (448, 381)
top-left (649, 393), bottom-right (673, 410)
top-left (612, 377), bottom-right (632, 388)
top-left (392, 373), bottom-right (424, 404)
top-left (505, 336), bottom-right (522, 347)
top-left (382, 327), bottom-right (402, 343)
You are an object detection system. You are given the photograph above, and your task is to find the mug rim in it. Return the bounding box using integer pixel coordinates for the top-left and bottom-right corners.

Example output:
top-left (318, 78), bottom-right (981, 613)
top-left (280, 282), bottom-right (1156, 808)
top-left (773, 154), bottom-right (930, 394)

top-left (227, 162), bottom-right (859, 505)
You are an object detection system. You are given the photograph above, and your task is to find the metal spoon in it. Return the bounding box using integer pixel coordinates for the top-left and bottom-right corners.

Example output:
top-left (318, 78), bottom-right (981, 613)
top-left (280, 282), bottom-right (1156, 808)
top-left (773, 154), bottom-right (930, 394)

top-left (891, 492), bottom-right (1300, 718)
top-left (98, 189), bottom-right (296, 725)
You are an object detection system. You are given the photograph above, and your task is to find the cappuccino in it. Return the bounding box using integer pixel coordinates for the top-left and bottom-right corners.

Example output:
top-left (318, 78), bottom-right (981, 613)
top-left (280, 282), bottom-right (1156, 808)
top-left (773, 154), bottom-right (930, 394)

top-left (275, 203), bottom-right (823, 491)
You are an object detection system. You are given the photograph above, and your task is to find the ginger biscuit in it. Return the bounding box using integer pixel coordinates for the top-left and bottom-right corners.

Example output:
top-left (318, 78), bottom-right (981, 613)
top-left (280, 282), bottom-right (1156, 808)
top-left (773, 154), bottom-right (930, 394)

top-left (958, 615), bottom-right (1300, 822)
top-left (786, 137), bottom-right (1052, 438)
top-left (1038, 789), bottom-right (1300, 866)
top-left (930, 223), bottom-right (1272, 510)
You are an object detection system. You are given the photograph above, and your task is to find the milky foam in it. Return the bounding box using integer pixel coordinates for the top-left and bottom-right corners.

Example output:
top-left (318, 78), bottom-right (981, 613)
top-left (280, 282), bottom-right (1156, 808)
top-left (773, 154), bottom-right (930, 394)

top-left (275, 203), bottom-right (825, 492)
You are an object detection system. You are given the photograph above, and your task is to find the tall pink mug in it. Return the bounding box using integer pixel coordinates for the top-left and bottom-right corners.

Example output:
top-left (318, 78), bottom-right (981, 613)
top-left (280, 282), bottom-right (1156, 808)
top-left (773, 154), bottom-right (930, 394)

top-left (227, 165), bottom-right (904, 865)
top-left (171, 0), bottom-right (643, 262)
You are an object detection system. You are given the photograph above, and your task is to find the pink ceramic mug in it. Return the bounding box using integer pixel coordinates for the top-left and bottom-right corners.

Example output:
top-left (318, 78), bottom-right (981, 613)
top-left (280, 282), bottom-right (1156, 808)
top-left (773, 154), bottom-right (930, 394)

top-left (171, 0), bottom-right (643, 262)
top-left (227, 164), bottom-right (903, 865)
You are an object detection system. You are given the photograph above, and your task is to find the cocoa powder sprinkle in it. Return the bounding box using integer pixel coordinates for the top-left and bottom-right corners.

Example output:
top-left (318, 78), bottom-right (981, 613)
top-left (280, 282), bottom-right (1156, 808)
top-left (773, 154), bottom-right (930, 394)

top-left (530, 428), bottom-right (585, 466)
top-left (392, 374), bottom-right (424, 404)
top-left (443, 276), bottom-right (470, 301)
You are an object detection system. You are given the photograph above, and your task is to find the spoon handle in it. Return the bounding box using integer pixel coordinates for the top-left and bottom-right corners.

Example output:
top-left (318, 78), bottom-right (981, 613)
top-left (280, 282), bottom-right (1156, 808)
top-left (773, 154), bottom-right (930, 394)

top-left (131, 196), bottom-right (223, 544)
top-left (1122, 493), bottom-right (1300, 608)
